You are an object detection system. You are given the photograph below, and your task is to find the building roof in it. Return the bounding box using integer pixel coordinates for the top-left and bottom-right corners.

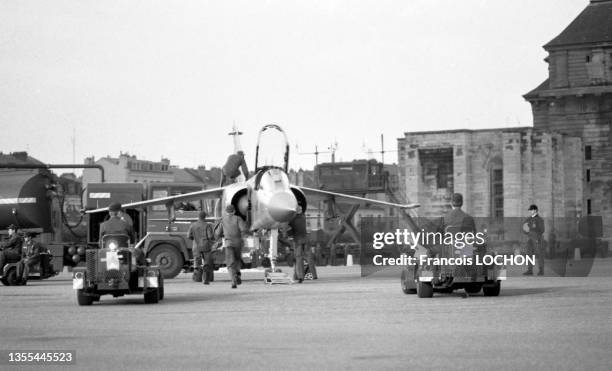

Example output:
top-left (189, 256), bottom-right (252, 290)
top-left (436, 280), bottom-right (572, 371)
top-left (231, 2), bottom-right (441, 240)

top-left (402, 126), bottom-right (534, 137)
top-left (523, 78), bottom-right (550, 99)
top-left (0, 151), bottom-right (45, 166)
top-left (545, 0), bottom-right (612, 48)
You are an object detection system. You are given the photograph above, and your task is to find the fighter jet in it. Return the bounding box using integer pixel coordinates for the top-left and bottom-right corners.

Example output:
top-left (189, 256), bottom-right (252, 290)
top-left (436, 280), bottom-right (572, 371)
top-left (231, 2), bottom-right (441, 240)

top-left (87, 124), bottom-right (420, 276)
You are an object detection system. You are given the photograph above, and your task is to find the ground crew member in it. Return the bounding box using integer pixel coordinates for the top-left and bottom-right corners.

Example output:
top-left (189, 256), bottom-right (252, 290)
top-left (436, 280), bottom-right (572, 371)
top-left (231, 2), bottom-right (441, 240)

top-left (0, 224), bottom-right (23, 279)
top-left (188, 211), bottom-right (215, 285)
top-left (289, 205), bottom-right (308, 283)
top-left (118, 210), bottom-right (134, 228)
top-left (100, 202), bottom-right (135, 244)
top-left (441, 193), bottom-right (476, 235)
top-left (431, 193), bottom-right (476, 261)
top-left (17, 232), bottom-right (44, 285)
top-left (220, 151), bottom-right (249, 186)
top-left (523, 204), bottom-right (545, 276)
top-left (99, 202), bottom-right (143, 265)
top-left (217, 204), bottom-right (247, 289)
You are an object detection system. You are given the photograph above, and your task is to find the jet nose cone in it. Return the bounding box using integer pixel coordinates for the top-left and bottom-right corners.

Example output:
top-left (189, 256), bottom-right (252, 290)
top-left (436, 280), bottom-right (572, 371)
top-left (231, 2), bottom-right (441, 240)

top-left (269, 192), bottom-right (297, 222)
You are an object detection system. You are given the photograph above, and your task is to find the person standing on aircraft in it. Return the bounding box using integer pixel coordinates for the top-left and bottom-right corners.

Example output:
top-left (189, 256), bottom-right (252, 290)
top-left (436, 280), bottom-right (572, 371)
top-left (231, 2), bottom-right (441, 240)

top-left (188, 211), bottom-right (215, 285)
top-left (217, 204), bottom-right (247, 289)
top-left (523, 204), bottom-right (545, 276)
top-left (220, 151), bottom-right (249, 187)
top-left (0, 224), bottom-right (23, 279)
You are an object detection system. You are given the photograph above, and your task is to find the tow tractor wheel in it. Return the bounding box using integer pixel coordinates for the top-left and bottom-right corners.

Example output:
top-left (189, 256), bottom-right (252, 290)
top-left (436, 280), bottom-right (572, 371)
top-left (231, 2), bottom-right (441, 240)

top-left (483, 281), bottom-right (501, 297)
top-left (77, 289), bottom-right (94, 306)
top-left (417, 281), bottom-right (434, 298)
top-left (401, 268), bottom-right (417, 294)
top-left (465, 284), bottom-right (482, 294)
top-left (149, 244), bottom-right (184, 279)
top-left (2, 267), bottom-right (19, 286)
top-left (144, 287), bottom-right (160, 304)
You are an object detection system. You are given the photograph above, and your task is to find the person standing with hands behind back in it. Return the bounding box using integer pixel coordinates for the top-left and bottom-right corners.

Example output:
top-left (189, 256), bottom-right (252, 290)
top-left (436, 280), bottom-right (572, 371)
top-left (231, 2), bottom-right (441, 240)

top-left (523, 204), bottom-right (545, 276)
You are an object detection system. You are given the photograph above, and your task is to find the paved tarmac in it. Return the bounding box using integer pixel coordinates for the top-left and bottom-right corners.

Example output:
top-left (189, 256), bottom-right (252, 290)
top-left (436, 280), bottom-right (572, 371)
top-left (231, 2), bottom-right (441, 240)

top-left (1, 263), bottom-right (611, 371)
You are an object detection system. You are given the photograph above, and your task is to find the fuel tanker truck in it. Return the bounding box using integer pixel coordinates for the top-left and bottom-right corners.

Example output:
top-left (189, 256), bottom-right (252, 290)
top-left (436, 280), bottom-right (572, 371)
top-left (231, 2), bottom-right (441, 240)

top-left (0, 162), bottom-right (103, 284)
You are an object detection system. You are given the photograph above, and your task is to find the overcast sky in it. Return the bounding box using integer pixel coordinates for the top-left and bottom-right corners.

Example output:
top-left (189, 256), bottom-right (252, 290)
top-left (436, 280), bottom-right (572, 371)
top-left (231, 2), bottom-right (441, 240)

top-left (0, 0), bottom-right (587, 171)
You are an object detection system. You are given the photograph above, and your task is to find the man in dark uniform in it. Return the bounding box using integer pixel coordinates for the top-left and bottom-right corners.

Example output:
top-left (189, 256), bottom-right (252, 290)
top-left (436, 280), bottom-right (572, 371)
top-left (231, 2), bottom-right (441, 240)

top-left (289, 206), bottom-right (308, 283)
top-left (217, 204), bottom-right (247, 288)
top-left (523, 204), bottom-right (545, 276)
top-left (17, 231), bottom-right (44, 285)
top-left (100, 202), bottom-right (135, 243)
top-left (441, 193), bottom-right (476, 235)
top-left (430, 193), bottom-right (476, 262)
top-left (220, 151), bottom-right (249, 187)
top-left (0, 224), bottom-right (23, 279)
top-left (188, 211), bottom-right (215, 285)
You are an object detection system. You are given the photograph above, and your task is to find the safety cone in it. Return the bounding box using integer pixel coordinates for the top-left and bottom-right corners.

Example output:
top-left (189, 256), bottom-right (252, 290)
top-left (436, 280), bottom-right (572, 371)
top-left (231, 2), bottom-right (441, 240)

top-left (573, 246), bottom-right (581, 260)
top-left (346, 254), bottom-right (354, 266)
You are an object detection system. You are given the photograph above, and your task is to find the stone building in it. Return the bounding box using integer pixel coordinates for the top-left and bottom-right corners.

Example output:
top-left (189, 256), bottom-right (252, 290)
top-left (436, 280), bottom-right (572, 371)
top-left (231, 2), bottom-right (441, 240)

top-left (396, 1), bottom-right (612, 241)
top-left (524, 0), bottom-right (612, 238)
top-left (397, 128), bottom-right (583, 239)
top-left (82, 153), bottom-right (173, 187)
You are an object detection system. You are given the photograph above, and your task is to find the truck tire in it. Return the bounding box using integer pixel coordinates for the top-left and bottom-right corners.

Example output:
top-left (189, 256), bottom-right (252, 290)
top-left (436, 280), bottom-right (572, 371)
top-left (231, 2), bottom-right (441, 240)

top-left (483, 281), bottom-right (501, 297)
top-left (149, 244), bottom-right (183, 279)
top-left (77, 290), bottom-right (94, 306)
top-left (401, 268), bottom-right (417, 294)
top-left (417, 281), bottom-right (434, 298)
top-left (144, 288), bottom-right (159, 304)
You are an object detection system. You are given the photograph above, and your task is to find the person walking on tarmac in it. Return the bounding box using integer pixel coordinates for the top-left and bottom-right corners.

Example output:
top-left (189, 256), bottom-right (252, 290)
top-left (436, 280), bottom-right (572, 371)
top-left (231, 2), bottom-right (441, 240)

top-left (0, 224), bottom-right (23, 279)
top-left (17, 231), bottom-right (44, 285)
top-left (220, 151), bottom-right (249, 187)
top-left (188, 211), bottom-right (215, 285)
top-left (523, 204), bottom-right (545, 276)
top-left (216, 204), bottom-right (247, 289)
